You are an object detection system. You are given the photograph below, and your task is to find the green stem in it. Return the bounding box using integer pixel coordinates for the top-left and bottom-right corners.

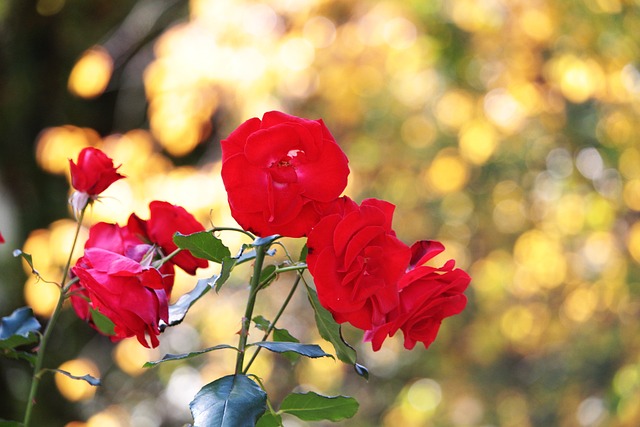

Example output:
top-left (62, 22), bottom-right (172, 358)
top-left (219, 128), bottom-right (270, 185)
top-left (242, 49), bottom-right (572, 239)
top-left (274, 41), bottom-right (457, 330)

top-left (23, 207), bottom-right (86, 427)
top-left (234, 244), bottom-right (268, 375)
top-left (211, 226), bottom-right (255, 240)
top-left (152, 247), bottom-right (182, 269)
top-left (274, 263), bottom-right (307, 274)
top-left (243, 272), bottom-right (302, 374)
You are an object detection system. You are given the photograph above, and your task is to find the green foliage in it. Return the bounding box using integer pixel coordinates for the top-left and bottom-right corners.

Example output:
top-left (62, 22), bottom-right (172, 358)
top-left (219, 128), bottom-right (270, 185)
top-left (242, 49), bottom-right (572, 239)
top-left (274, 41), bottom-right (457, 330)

top-left (144, 344), bottom-right (239, 368)
top-left (249, 341), bottom-right (332, 359)
top-left (11, 250), bottom-right (38, 277)
top-left (304, 284), bottom-right (357, 365)
top-left (51, 369), bottom-right (101, 386)
top-left (173, 231), bottom-right (231, 263)
top-left (256, 411), bottom-right (282, 427)
top-left (189, 374), bottom-right (266, 427)
top-left (279, 392), bottom-right (359, 421)
top-left (0, 307), bottom-right (41, 365)
top-left (88, 308), bottom-right (115, 336)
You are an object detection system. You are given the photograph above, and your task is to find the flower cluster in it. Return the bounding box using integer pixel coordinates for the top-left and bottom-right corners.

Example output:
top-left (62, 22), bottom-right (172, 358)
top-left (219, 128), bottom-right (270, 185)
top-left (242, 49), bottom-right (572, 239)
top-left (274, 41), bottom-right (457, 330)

top-left (68, 149), bottom-right (208, 348)
top-left (222, 111), bottom-right (471, 351)
top-left (66, 112), bottom-right (469, 353)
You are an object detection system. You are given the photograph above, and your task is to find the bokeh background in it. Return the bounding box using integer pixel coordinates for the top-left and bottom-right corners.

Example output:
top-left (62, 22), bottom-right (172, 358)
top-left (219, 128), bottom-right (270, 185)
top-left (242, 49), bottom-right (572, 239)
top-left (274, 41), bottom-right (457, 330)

top-left (1, 0), bottom-right (640, 426)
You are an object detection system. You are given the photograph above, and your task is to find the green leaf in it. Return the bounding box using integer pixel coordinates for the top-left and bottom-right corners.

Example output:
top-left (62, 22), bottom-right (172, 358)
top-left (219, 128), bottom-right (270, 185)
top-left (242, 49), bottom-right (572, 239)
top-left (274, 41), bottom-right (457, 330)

top-left (4, 351), bottom-right (37, 365)
top-left (0, 306), bottom-right (41, 365)
top-left (256, 411), bottom-right (282, 427)
top-left (299, 244), bottom-right (308, 262)
top-left (272, 328), bottom-right (299, 344)
top-left (12, 250), bottom-right (38, 276)
top-left (250, 342), bottom-right (332, 359)
top-left (215, 256), bottom-right (237, 292)
top-left (0, 419), bottom-right (23, 426)
top-left (52, 368), bottom-right (101, 386)
top-left (305, 285), bottom-right (357, 365)
top-left (89, 308), bottom-right (115, 336)
top-left (252, 235), bottom-right (280, 247)
top-left (144, 344), bottom-right (238, 368)
top-left (0, 307), bottom-right (41, 351)
top-left (280, 392), bottom-right (359, 421)
top-left (190, 374), bottom-right (266, 427)
top-left (252, 315), bottom-right (271, 331)
top-left (173, 231), bottom-right (231, 263)
top-left (354, 363), bottom-right (370, 381)
top-left (252, 316), bottom-right (299, 343)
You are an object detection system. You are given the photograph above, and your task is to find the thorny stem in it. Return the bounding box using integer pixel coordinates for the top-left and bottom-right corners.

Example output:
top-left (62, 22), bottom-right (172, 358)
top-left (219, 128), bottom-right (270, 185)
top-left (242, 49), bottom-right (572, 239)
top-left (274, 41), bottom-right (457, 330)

top-left (243, 272), bottom-right (302, 374)
top-left (24, 206), bottom-right (87, 427)
top-left (234, 244), bottom-right (268, 375)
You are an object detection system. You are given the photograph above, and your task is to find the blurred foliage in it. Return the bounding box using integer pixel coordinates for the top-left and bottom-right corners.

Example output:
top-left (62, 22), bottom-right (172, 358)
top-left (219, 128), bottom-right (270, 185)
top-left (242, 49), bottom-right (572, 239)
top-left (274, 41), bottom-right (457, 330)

top-left (1, 0), bottom-right (640, 426)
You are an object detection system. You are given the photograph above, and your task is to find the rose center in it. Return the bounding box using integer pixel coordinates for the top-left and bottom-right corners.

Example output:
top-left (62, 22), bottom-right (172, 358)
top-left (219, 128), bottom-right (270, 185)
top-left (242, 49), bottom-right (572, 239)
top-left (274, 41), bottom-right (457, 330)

top-left (269, 155), bottom-right (298, 183)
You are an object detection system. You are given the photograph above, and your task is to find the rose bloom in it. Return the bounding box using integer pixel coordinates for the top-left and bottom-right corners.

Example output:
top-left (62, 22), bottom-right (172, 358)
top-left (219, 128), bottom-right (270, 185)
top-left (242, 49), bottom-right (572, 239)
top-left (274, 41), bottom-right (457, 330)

top-left (307, 197), bottom-right (411, 330)
top-left (127, 201), bottom-right (208, 275)
top-left (78, 221), bottom-right (175, 293)
top-left (0, 231), bottom-right (4, 244)
top-left (364, 241), bottom-right (471, 351)
top-left (221, 111), bottom-right (349, 237)
top-left (69, 147), bottom-right (125, 211)
top-left (71, 248), bottom-right (169, 348)
top-left (69, 147), bottom-right (124, 195)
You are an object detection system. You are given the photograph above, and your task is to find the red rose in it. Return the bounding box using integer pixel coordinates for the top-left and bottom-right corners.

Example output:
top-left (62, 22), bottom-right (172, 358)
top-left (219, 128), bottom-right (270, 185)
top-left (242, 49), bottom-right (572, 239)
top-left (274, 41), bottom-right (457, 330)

top-left (0, 231), bottom-right (4, 244)
top-left (71, 248), bottom-right (169, 348)
top-left (221, 111), bottom-right (349, 237)
top-left (307, 198), bottom-right (411, 330)
top-left (81, 221), bottom-right (175, 293)
top-left (364, 240), bottom-right (470, 351)
top-left (69, 147), bottom-right (125, 196)
top-left (128, 201), bottom-right (208, 275)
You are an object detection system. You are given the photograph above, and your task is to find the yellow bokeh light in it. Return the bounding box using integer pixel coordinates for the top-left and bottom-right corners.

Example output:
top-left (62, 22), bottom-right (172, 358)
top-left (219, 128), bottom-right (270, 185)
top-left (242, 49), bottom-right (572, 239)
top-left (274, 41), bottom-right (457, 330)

top-left (68, 46), bottom-right (113, 99)
top-left (623, 180), bottom-right (640, 211)
top-left (458, 120), bottom-right (498, 165)
top-left (493, 199), bottom-right (526, 234)
top-left (562, 287), bottom-right (598, 323)
top-left (555, 194), bottom-right (586, 235)
top-left (36, 0), bottom-right (65, 16)
top-left (583, 231), bottom-right (618, 268)
top-left (406, 378), bottom-right (442, 413)
top-left (598, 110), bottom-right (636, 146)
top-left (303, 16), bottom-right (337, 48)
top-left (548, 55), bottom-right (605, 103)
top-left (86, 406), bottom-right (130, 427)
top-left (35, 126), bottom-right (97, 174)
top-left (24, 274), bottom-right (60, 318)
top-left (113, 338), bottom-right (155, 377)
top-left (500, 305), bottom-right (534, 342)
top-left (278, 37), bottom-right (315, 71)
top-left (21, 229), bottom-right (55, 274)
top-left (470, 250), bottom-right (514, 301)
top-left (55, 358), bottom-right (100, 402)
top-left (519, 8), bottom-right (553, 43)
top-left (435, 90), bottom-right (475, 131)
top-left (449, 0), bottom-right (504, 32)
top-left (619, 147), bottom-right (640, 179)
top-left (49, 219), bottom-right (87, 267)
top-left (627, 221), bottom-right (640, 264)
top-left (613, 364), bottom-right (639, 397)
top-left (513, 230), bottom-right (567, 289)
top-left (424, 150), bottom-right (469, 195)
top-left (296, 342), bottom-right (343, 391)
